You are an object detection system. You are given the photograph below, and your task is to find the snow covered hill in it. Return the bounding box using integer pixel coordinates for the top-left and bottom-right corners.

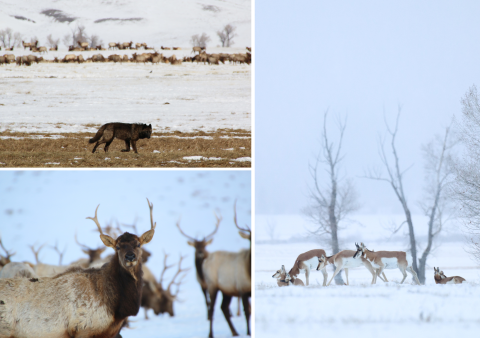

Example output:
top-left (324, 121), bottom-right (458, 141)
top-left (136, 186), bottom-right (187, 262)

top-left (0, 0), bottom-right (251, 49)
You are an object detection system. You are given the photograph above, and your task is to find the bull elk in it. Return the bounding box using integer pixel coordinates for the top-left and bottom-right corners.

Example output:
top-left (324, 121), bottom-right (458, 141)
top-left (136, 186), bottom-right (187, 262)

top-left (176, 213), bottom-right (221, 317)
top-left (141, 253), bottom-right (189, 319)
top-left (0, 199), bottom-right (156, 338)
top-left (202, 202), bottom-right (251, 337)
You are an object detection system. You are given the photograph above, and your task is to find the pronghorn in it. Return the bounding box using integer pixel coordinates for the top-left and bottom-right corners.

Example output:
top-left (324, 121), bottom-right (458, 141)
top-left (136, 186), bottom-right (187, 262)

top-left (273, 265), bottom-right (304, 286)
top-left (0, 199), bottom-right (156, 338)
top-left (433, 267), bottom-right (466, 284)
top-left (316, 249), bottom-right (384, 286)
top-left (288, 249), bottom-right (328, 286)
top-left (202, 202), bottom-right (251, 338)
top-left (353, 242), bottom-right (420, 285)
top-left (176, 213), bottom-right (221, 317)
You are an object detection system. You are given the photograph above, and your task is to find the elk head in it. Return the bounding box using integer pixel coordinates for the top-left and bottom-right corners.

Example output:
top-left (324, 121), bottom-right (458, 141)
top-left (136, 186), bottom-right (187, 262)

top-left (176, 213), bottom-right (221, 260)
top-left (75, 233), bottom-right (106, 264)
top-left (86, 198), bottom-right (156, 272)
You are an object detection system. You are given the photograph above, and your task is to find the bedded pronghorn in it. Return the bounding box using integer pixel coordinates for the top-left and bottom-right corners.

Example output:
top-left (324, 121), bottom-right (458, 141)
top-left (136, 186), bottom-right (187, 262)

top-left (288, 249), bottom-right (328, 286)
top-left (433, 267), bottom-right (466, 284)
top-left (353, 242), bottom-right (420, 285)
top-left (316, 249), bottom-right (384, 286)
top-left (273, 265), bottom-right (304, 286)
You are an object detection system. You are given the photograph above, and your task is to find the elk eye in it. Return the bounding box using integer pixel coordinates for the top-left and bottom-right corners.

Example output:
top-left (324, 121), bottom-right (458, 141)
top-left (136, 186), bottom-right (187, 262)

top-left (116, 246), bottom-right (120, 250)
top-left (137, 244), bottom-right (141, 248)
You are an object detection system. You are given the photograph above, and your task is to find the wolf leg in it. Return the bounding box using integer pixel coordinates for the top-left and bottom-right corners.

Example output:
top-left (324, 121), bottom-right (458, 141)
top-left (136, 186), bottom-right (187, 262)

top-left (121, 140), bottom-right (131, 152)
top-left (104, 139), bottom-right (113, 152)
top-left (131, 139), bottom-right (138, 153)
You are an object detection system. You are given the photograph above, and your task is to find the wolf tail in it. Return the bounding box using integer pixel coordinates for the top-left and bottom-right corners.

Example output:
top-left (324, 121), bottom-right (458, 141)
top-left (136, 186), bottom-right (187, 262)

top-left (89, 124), bottom-right (108, 143)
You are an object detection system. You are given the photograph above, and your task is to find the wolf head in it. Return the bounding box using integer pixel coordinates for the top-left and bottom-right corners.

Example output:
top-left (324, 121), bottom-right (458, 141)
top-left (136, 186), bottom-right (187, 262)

top-left (139, 124), bottom-right (152, 139)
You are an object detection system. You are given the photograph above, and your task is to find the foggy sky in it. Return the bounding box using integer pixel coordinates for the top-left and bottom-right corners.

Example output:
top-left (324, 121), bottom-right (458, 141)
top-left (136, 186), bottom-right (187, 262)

top-left (255, 1), bottom-right (480, 215)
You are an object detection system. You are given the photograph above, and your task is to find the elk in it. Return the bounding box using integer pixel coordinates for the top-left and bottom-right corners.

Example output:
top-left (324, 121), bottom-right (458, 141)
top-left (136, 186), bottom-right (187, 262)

top-left (22, 41), bottom-right (31, 50)
top-left (176, 213), bottom-right (221, 316)
top-left (192, 46), bottom-right (206, 54)
top-left (316, 248), bottom-right (385, 286)
top-left (353, 242), bottom-right (420, 285)
top-left (49, 45), bottom-right (58, 51)
top-left (173, 47), bottom-right (181, 50)
top-left (38, 46), bottom-right (47, 54)
top-left (288, 249), bottom-right (328, 286)
top-left (433, 267), bottom-right (466, 284)
top-left (202, 203), bottom-right (251, 338)
top-left (0, 199), bottom-right (156, 338)
top-left (108, 42), bottom-right (117, 50)
top-left (73, 233), bottom-right (107, 267)
top-left (141, 253), bottom-right (189, 319)
top-left (161, 46), bottom-right (171, 50)
top-left (273, 265), bottom-right (304, 286)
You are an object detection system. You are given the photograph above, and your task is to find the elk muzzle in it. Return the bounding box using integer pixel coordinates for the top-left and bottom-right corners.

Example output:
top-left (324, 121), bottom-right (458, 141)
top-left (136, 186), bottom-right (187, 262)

top-left (125, 252), bottom-right (137, 266)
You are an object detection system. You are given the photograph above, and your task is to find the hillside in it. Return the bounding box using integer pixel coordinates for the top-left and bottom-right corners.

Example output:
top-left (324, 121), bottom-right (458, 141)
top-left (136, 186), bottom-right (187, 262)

top-left (0, 0), bottom-right (251, 49)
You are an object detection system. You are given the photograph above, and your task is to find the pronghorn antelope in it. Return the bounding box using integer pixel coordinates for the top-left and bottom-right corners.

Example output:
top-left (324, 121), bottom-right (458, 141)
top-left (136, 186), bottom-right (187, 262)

top-left (0, 199), bottom-right (156, 338)
top-left (288, 249), bottom-right (328, 286)
top-left (353, 242), bottom-right (420, 285)
top-left (433, 267), bottom-right (466, 284)
top-left (273, 265), bottom-right (304, 286)
top-left (316, 250), bottom-right (383, 286)
top-left (202, 203), bottom-right (251, 338)
top-left (176, 213), bottom-right (221, 317)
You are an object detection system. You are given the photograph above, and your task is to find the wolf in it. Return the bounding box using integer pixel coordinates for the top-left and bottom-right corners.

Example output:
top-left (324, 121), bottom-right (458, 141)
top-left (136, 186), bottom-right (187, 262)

top-left (89, 122), bottom-right (152, 153)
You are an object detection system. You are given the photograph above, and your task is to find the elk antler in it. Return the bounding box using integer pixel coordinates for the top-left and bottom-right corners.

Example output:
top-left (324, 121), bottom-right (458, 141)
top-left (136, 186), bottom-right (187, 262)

top-left (50, 241), bottom-right (66, 265)
top-left (233, 201), bottom-right (250, 234)
top-left (75, 233), bottom-right (91, 250)
top-left (159, 253), bottom-right (176, 286)
top-left (176, 218), bottom-right (197, 241)
top-left (86, 205), bottom-right (104, 235)
top-left (205, 212), bottom-right (222, 240)
top-left (29, 244), bottom-right (45, 264)
top-left (167, 254), bottom-right (190, 297)
top-left (0, 236), bottom-right (16, 261)
top-left (146, 198), bottom-right (156, 231)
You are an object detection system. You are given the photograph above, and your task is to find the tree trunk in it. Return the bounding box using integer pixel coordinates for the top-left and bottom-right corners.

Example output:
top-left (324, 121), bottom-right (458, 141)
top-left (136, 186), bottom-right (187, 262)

top-left (329, 173), bottom-right (344, 285)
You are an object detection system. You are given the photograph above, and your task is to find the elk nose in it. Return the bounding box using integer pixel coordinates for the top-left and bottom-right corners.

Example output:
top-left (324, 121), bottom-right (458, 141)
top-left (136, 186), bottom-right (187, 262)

top-left (125, 252), bottom-right (136, 261)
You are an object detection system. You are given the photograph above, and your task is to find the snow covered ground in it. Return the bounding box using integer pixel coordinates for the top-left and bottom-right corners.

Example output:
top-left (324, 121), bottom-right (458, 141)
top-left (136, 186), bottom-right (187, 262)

top-left (255, 214), bottom-right (480, 338)
top-left (0, 54), bottom-right (251, 134)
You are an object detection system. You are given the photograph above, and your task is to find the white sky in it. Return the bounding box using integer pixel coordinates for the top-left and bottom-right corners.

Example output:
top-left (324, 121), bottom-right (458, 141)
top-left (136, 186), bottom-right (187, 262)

top-left (255, 1), bottom-right (480, 215)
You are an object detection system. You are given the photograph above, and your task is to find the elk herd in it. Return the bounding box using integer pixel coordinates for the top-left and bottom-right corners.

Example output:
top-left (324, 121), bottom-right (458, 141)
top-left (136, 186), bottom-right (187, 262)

top-left (274, 242), bottom-right (466, 287)
top-left (0, 200), bottom-right (251, 338)
top-left (0, 42), bottom-right (252, 66)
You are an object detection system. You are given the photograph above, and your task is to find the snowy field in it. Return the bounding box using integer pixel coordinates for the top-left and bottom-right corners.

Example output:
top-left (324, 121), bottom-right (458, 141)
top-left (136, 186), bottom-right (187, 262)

top-left (0, 50), bottom-right (251, 135)
top-left (255, 214), bottom-right (480, 338)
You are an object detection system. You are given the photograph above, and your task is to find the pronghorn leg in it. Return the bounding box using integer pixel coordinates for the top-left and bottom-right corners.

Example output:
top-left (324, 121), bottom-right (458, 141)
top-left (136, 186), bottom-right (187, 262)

top-left (361, 260), bottom-right (377, 284)
top-left (327, 265), bottom-right (343, 286)
top-left (242, 294), bottom-right (251, 336)
top-left (321, 268), bottom-right (328, 286)
top-left (399, 266), bottom-right (408, 284)
top-left (208, 288), bottom-right (218, 338)
top-left (407, 266), bottom-right (421, 285)
top-left (305, 265), bottom-right (310, 286)
top-left (220, 293), bottom-right (239, 336)
top-left (375, 265), bottom-right (385, 284)
top-left (381, 272), bottom-right (388, 282)
top-left (344, 268), bottom-right (349, 285)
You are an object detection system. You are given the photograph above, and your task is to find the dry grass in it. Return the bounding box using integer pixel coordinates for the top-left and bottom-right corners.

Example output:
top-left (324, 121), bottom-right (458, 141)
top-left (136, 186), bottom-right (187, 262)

top-left (0, 130), bottom-right (251, 168)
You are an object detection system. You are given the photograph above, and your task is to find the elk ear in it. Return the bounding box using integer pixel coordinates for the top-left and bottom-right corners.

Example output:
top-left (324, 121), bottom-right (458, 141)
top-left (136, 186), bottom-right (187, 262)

top-left (99, 247), bottom-right (106, 254)
top-left (139, 229), bottom-right (155, 246)
top-left (187, 241), bottom-right (195, 247)
top-left (239, 231), bottom-right (250, 239)
top-left (100, 234), bottom-right (116, 248)
top-left (82, 249), bottom-right (89, 254)
top-left (205, 238), bottom-right (214, 246)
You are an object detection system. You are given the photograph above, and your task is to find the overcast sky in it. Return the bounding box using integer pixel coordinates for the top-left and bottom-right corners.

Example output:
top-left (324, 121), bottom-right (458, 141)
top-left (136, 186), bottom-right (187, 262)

top-left (256, 1), bottom-right (480, 215)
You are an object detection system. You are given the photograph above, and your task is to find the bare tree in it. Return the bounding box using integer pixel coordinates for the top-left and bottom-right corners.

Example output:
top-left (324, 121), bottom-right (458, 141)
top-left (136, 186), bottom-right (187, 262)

top-left (63, 25), bottom-right (88, 47)
top-left (303, 112), bottom-right (360, 284)
top-left (365, 107), bottom-right (454, 284)
top-left (453, 84), bottom-right (480, 263)
top-left (87, 34), bottom-right (102, 48)
top-left (217, 24), bottom-right (237, 47)
top-left (46, 34), bottom-right (60, 48)
top-left (0, 28), bottom-right (22, 48)
top-left (190, 33), bottom-right (211, 48)
top-left (265, 218), bottom-right (277, 241)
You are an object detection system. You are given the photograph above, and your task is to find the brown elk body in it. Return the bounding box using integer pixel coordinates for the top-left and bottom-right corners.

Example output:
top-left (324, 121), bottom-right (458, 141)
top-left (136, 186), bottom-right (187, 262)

top-left (0, 200), bottom-right (156, 338)
top-left (202, 204), bottom-right (251, 338)
top-left (176, 214), bottom-right (221, 318)
top-left (0, 262), bottom-right (38, 279)
top-left (434, 267), bottom-right (466, 284)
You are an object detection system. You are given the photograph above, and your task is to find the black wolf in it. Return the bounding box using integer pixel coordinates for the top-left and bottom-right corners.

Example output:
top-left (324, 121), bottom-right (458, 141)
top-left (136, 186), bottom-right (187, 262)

top-left (89, 123), bottom-right (152, 153)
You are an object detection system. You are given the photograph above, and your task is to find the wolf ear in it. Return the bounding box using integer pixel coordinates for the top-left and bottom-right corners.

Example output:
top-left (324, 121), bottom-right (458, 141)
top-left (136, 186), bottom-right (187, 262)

top-left (149, 124), bottom-right (152, 127)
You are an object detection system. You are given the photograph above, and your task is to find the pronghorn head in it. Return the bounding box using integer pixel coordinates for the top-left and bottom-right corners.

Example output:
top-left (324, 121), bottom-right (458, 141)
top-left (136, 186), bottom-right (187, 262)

top-left (434, 267), bottom-right (447, 279)
top-left (353, 242), bottom-right (366, 258)
top-left (86, 199), bottom-right (156, 272)
top-left (316, 254), bottom-right (327, 271)
top-left (284, 272), bottom-right (292, 284)
top-left (176, 213), bottom-right (221, 260)
top-left (272, 264), bottom-right (287, 279)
